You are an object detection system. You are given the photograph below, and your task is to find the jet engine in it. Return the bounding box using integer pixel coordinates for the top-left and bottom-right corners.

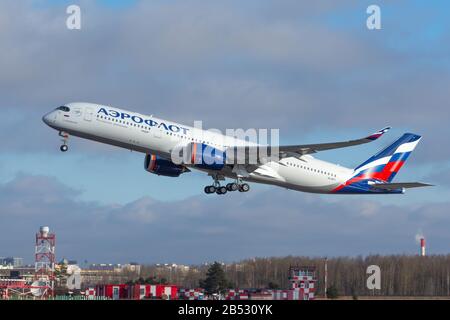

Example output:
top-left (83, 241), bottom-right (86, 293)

top-left (144, 154), bottom-right (190, 177)
top-left (188, 143), bottom-right (226, 170)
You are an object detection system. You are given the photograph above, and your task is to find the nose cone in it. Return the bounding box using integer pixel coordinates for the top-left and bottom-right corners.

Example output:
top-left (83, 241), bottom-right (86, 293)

top-left (42, 112), bottom-right (53, 125)
top-left (42, 113), bottom-right (49, 125)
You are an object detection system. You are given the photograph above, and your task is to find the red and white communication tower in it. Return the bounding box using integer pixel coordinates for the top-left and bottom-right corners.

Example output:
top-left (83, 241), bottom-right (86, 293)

top-left (34, 226), bottom-right (56, 297)
top-left (420, 237), bottom-right (426, 256)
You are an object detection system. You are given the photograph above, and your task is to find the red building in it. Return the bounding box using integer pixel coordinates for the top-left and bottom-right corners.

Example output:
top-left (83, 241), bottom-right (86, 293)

top-left (95, 284), bottom-right (130, 300)
top-left (95, 284), bottom-right (178, 300)
top-left (129, 284), bottom-right (178, 300)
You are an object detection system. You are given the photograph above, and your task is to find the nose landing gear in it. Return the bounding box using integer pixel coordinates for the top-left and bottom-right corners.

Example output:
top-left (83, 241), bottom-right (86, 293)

top-left (59, 131), bottom-right (69, 152)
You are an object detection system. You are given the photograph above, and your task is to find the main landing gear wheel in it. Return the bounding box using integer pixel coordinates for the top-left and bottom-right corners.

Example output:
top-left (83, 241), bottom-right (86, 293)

top-left (60, 145), bottom-right (68, 152)
top-left (204, 175), bottom-right (249, 195)
top-left (216, 186), bottom-right (227, 195)
top-left (204, 174), bottom-right (229, 195)
top-left (239, 183), bottom-right (250, 192)
top-left (204, 186), bottom-right (216, 194)
top-left (226, 183), bottom-right (239, 192)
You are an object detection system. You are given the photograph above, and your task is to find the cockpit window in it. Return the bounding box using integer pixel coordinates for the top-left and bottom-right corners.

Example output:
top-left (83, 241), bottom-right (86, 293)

top-left (56, 106), bottom-right (70, 112)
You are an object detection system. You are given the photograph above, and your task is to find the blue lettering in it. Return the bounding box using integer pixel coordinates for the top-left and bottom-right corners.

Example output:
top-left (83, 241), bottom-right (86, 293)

top-left (169, 125), bottom-right (180, 133)
top-left (98, 108), bottom-right (108, 116)
top-left (97, 108), bottom-right (190, 136)
top-left (145, 119), bottom-right (158, 127)
top-left (158, 122), bottom-right (169, 130)
top-left (109, 110), bottom-right (120, 118)
top-left (132, 115), bottom-right (143, 123)
top-left (121, 113), bottom-right (131, 120)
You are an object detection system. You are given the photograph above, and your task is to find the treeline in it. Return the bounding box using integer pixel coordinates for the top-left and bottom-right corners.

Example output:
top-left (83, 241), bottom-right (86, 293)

top-left (139, 255), bottom-right (450, 296)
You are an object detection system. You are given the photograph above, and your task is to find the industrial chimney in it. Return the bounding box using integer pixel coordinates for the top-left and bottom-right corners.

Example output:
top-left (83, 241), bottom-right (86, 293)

top-left (420, 237), bottom-right (426, 256)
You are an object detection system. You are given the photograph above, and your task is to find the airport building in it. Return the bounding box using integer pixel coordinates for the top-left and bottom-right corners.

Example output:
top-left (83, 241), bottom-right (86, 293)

top-left (0, 257), bottom-right (24, 268)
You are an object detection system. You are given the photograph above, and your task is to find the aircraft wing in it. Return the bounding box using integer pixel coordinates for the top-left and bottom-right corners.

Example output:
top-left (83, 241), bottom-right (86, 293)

top-left (225, 127), bottom-right (391, 163)
top-left (370, 182), bottom-right (434, 190)
top-left (277, 126), bottom-right (391, 156)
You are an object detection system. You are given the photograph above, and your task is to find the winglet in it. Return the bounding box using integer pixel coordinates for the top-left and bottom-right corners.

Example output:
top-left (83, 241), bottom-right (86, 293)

top-left (366, 126), bottom-right (391, 141)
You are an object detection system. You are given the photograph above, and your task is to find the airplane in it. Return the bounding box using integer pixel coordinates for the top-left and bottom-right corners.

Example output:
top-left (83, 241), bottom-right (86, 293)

top-left (42, 102), bottom-right (432, 195)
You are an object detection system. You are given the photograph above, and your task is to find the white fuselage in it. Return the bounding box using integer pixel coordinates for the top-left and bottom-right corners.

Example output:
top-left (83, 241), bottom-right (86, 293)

top-left (43, 102), bottom-right (354, 193)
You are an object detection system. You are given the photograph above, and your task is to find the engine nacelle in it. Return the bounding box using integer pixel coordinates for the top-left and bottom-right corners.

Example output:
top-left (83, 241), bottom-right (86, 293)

top-left (188, 143), bottom-right (226, 170)
top-left (144, 154), bottom-right (189, 177)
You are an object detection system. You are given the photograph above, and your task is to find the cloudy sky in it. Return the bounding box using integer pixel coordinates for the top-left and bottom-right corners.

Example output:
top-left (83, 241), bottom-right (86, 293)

top-left (0, 0), bottom-right (449, 265)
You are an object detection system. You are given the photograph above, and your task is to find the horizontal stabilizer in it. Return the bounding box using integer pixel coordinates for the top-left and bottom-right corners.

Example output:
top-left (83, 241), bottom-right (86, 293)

top-left (370, 182), bottom-right (433, 190)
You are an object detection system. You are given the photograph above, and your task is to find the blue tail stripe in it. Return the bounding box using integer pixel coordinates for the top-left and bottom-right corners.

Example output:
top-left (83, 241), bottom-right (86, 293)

top-left (354, 133), bottom-right (421, 171)
top-left (389, 152), bottom-right (411, 162)
top-left (356, 164), bottom-right (386, 176)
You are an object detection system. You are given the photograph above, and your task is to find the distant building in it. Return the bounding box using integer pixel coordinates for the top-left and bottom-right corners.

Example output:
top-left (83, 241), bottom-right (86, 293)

top-left (155, 263), bottom-right (191, 274)
top-left (88, 263), bottom-right (117, 271)
top-left (122, 263), bottom-right (141, 274)
top-left (87, 263), bottom-right (140, 273)
top-left (0, 257), bottom-right (24, 268)
top-left (289, 266), bottom-right (316, 300)
top-left (0, 266), bottom-right (34, 281)
top-left (80, 263), bottom-right (142, 287)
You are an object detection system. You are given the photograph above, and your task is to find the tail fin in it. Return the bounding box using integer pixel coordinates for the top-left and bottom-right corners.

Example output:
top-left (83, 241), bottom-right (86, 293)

top-left (352, 133), bottom-right (422, 182)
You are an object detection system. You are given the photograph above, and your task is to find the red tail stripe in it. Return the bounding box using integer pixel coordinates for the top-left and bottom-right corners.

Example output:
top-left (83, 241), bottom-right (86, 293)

top-left (333, 160), bottom-right (407, 191)
top-left (384, 160), bottom-right (405, 173)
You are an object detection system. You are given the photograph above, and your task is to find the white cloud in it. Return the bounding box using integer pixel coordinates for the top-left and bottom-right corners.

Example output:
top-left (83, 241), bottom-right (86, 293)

top-left (0, 1), bottom-right (448, 163)
top-left (0, 174), bottom-right (448, 263)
